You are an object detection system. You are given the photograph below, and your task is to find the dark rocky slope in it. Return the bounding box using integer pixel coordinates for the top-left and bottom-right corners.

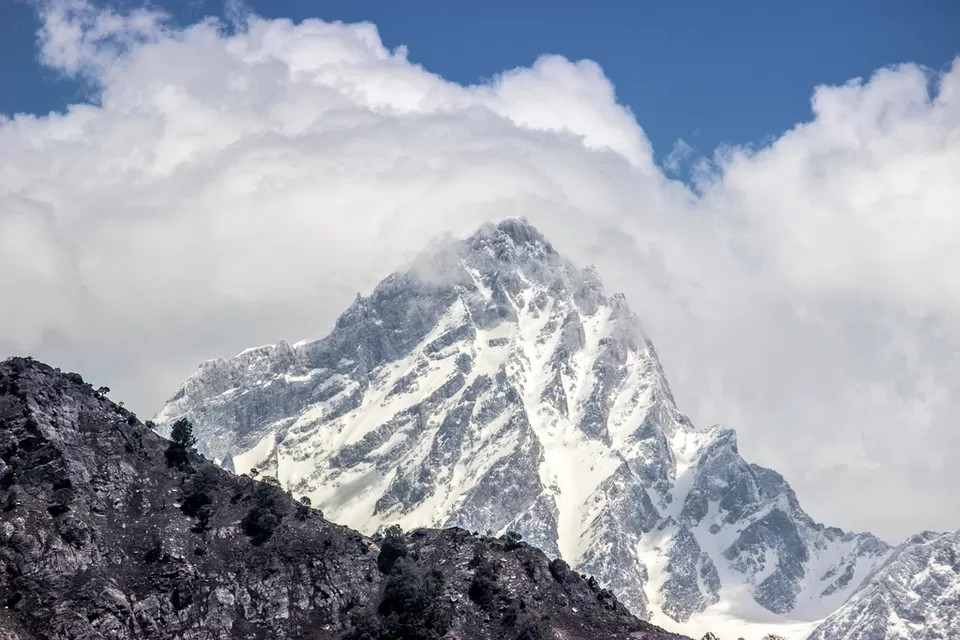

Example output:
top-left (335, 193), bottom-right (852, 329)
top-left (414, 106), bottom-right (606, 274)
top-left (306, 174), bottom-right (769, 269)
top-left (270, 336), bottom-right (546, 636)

top-left (0, 357), bottom-right (686, 640)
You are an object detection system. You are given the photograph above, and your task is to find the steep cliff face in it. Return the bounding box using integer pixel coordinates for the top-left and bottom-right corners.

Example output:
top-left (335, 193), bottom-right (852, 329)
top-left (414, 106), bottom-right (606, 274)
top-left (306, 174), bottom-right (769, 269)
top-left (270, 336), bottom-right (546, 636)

top-left (157, 218), bottom-right (891, 637)
top-left (808, 530), bottom-right (960, 640)
top-left (0, 356), bottom-right (684, 640)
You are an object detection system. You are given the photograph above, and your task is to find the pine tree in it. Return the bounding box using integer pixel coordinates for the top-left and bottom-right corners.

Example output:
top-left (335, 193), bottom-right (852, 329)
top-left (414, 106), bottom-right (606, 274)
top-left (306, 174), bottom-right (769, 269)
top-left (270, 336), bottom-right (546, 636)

top-left (166, 418), bottom-right (197, 468)
top-left (170, 418), bottom-right (197, 449)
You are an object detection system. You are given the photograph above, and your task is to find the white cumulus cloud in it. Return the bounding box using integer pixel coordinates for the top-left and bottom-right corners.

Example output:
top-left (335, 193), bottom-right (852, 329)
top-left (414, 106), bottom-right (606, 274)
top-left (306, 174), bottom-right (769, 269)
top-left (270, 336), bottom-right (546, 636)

top-left (1, 0), bottom-right (958, 542)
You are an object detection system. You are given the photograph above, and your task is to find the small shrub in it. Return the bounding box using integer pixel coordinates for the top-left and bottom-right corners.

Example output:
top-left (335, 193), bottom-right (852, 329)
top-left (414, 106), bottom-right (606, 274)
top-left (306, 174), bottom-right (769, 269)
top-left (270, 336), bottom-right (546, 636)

top-left (191, 503), bottom-right (214, 533)
top-left (180, 467), bottom-right (217, 533)
top-left (295, 495), bottom-right (313, 521)
top-left (165, 418), bottom-right (197, 469)
top-left (180, 491), bottom-right (212, 518)
top-left (349, 608), bottom-right (382, 640)
top-left (170, 418), bottom-right (197, 448)
top-left (242, 506), bottom-right (279, 545)
top-left (503, 530), bottom-right (524, 550)
top-left (548, 558), bottom-right (570, 583)
top-left (515, 617), bottom-right (556, 640)
top-left (241, 482), bottom-right (286, 545)
top-left (377, 524), bottom-right (408, 574)
top-left (469, 542), bottom-right (500, 610)
top-left (377, 559), bottom-right (452, 640)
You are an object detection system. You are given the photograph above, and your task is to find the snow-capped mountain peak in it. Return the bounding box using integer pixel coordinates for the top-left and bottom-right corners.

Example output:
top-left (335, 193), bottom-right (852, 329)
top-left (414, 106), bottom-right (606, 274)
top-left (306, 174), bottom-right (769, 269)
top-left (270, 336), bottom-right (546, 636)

top-left (808, 529), bottom-right (960, 640)
top-left (157, 218), bottom-right (891, 639)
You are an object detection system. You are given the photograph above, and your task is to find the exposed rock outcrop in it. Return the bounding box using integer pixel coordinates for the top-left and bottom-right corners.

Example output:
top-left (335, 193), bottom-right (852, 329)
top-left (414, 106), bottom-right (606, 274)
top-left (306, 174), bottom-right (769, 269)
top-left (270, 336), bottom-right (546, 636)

top-left (0, 356), bottom-right (685, 640)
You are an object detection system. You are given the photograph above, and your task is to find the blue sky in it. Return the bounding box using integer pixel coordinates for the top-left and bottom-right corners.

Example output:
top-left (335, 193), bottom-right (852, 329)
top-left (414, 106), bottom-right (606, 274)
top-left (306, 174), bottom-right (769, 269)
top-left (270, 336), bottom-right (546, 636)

top-left (2, 0), bottom-right (957, 164)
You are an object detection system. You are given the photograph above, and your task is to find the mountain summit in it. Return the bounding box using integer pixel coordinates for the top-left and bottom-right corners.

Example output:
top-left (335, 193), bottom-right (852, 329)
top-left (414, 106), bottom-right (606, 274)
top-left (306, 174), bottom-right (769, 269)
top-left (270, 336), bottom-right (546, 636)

top-left (158, 218), bottom-right (891, 638)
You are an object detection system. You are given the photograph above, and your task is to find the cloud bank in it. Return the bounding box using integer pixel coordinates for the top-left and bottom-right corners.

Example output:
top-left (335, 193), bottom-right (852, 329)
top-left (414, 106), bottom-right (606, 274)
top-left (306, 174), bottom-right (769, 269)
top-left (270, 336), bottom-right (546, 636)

top-left (1, 0), bottom-right (958, 541)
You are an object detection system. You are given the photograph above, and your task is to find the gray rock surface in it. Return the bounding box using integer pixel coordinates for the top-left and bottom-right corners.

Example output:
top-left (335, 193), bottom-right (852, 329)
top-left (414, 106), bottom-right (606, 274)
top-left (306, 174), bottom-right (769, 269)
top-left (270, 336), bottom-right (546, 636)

top-left (0, 356), bottom-right (687, 640)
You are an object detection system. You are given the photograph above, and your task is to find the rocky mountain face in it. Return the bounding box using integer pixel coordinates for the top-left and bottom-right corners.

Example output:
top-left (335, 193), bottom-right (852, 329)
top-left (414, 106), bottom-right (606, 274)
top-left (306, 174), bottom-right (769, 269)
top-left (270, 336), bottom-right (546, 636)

top-left (157, 218), bottom-right (892, 637)
top-left (808, 529), bottom-right (960, 640)
top-left (0, 356), bottom-right (684, 640)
